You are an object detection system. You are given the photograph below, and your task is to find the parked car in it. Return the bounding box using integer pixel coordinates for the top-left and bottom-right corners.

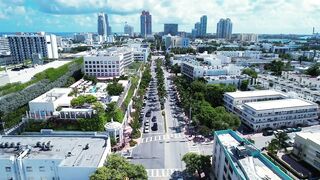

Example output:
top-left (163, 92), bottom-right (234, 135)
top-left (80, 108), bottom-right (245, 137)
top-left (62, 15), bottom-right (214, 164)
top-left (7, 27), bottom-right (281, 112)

top-left (293, 127), bottom-right (302, 132)
top-left (145, 110), bottom-right (151, 117)
top-left (144, 126), bottom-right (150, 133)
top-left (151, 123), bottom-right (158, 131)
top-left (151, 116), bottom-right (157, 122)
top-left (262, 130), bottom-right (273, 136)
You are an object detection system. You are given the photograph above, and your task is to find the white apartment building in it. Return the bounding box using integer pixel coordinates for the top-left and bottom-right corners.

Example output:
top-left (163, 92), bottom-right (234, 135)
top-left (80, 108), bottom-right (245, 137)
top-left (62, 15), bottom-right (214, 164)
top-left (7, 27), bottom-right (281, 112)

top-left (292, 132), bottom-right (320, 171)
top-left (162, 34), bottom-right (190, 50)
top-left (181, 59), bottom-right (242, 79)
top-left (224, 90), bottom-right (319, 132)
top-left (216, 51), bottom-right (261, 59)
top-left (84, 47), bottom-right (133, 78)
top-left (7, 32), bottom-right (58, 64)
top-left (237, 33), bottom-right (258, 42)
top-left (213, 130), bottom-right (292, 180)
top-left (127, 43), bottom-right (150, 62)
top-left (257, 73), bottom-right (320, 102)
top-left (0, 36), bottom-right (10, 54)
top-left (0, 130), bottom-right (111, 180)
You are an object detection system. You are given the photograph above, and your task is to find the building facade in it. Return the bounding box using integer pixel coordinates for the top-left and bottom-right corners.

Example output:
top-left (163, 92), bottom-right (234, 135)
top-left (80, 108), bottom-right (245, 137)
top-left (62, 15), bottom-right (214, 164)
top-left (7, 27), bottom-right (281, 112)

top-left (216, 18), bottom-right (233, 40)
top-left (238, 33), bottom-right (258, 42)
top-left (0, 130), bottom-right (111, 180)
top-left (213, 130), bottom-right (292, 180)
top-left (7, 33), bottom-right (58, 64)
top-left (200, 15), bottom-right (207, 37)
top-left (162, 35), bottom-right (190, 50)
top-left (164, 24), bottom-right (178, 36)
top-left (124, 22), bottom-right (134, 37)
top-left (292, 132), bottom-right (320, 171)
top-left (0, 36), bottom-right (10, 54)
top-left (140, 10), bottom-right (152, 37)
top-left (84, 47), bottom-right (133, 78)
top-left (224, 90), bottom-right (319, 132)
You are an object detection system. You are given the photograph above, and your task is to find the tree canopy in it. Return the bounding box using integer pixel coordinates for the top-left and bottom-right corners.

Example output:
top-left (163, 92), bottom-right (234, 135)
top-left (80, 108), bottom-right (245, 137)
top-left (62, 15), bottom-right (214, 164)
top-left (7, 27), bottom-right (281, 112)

top-left (242, 68), bottom-right (258, 78)
top-left (305, 63), bottom-right (320, 77)
top-left (106, 82), bottom-right (124, 96)
top-left (182, 152), bottom-right (211, 178)
top-left (71, 95), bottom-right (97, 107)
top-left (90, 154), bottom-right (147, 180)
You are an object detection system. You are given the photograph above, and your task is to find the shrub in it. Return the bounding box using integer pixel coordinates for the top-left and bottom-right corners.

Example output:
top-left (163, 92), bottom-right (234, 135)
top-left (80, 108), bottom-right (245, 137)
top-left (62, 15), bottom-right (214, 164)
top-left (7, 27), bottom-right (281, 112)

top-left (129, 140), bottom-right (137, 147)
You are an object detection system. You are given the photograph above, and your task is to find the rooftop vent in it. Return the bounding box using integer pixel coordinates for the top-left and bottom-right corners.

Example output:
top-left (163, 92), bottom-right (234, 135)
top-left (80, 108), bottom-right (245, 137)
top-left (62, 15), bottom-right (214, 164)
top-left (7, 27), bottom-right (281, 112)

top-left (83, 143), bottom-right (89, 150)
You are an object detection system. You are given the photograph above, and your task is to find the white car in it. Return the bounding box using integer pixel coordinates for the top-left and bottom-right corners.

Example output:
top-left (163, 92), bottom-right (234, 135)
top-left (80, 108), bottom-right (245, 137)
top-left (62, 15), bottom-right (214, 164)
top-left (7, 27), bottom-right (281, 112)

top-left (144, 126), bottom-right (150, 133)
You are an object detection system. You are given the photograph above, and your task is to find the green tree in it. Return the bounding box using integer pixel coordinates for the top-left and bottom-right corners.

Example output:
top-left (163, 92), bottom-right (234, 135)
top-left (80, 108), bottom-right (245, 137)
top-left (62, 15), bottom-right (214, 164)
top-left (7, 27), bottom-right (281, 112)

top-left (305, 63), bottom-right (320, 77)
top-left (106, 82), bottom-right (124, 96)
top-left (242, 68), bottom-right (258, 78)
top-left (240, 80), bottom-right (249, 91)
top-left (171, 64), bottom-right (181, 75)
top-left (90, 154), bottom-right (147, 180)
top-left (267, 139), bottom-right (279, 155)
top-left (264, 60), bottom-right (285, 76)
top-left (275, 132), bottom-right (290, 152)
top-left (182, 152), bottom-right (211, 178)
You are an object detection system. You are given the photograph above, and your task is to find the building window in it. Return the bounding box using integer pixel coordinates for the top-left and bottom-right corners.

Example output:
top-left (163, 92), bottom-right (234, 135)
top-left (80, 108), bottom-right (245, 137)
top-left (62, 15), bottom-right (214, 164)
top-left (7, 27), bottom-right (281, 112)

top-left (316, 151), bottom-right (320, 159)
top-left (5, 167), bottom-right (11, 172)
top-left (39, 166), bottom-right (45, 172)
top-left (26, 166), bottom-right (33, 172)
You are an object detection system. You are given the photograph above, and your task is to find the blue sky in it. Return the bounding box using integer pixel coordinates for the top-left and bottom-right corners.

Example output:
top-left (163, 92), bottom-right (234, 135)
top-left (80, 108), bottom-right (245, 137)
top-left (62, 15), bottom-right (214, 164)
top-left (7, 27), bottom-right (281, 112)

top-left (0, 0), bottom-right (319, 34)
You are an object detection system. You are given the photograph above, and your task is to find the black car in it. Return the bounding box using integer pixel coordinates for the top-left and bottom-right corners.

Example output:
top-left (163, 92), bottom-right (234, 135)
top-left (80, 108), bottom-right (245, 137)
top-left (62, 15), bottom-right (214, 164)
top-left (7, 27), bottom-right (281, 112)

top-left (151, 123), bottom-right (158, 131)
top-left (151, 116), bottom-right (157, 122)
top-left (145, 110), bottom-right (151, 117)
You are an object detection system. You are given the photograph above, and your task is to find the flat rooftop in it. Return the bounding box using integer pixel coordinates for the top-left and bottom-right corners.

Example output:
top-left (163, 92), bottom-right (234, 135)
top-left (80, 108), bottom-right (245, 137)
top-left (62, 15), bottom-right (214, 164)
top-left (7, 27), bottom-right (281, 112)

top-left (296, 132), bottom-right (320, 145)
top-left (30, 88), bottom-right (71, 103)
top-left (225, 90), bottom-right (286, 99)
top-left (0, 131), bottom-right (109, 167)
top-left (216, 130), bottom-right (291, 180)
top-left (85, 47), bottom-right (132, 57)
top-left (244, 98), bottom-right (316, 111)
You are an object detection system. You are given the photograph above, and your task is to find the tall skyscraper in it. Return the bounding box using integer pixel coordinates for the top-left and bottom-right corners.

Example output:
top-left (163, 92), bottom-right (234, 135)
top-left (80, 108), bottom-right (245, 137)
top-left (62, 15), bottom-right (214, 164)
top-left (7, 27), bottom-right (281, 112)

top-left (124, 22), bottom-right (134, 37)
top-left (216, 18), bottom-right (233, 39)
top-left (200, 15), bottom-right (207, 36)
top-left (164, 24), bottom-right (178, 36)
top-left (105, 14), bottom-right (112, 36)
top-left (140, 10), bottom-right (152, 37)
top-left (97, 13), bottom-right (112, 36)
top-left (97, 13), bottom-right (106, 36)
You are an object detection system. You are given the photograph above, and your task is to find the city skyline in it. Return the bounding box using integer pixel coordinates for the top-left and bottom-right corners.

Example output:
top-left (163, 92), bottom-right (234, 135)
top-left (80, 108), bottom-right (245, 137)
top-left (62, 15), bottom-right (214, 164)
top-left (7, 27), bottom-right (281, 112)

top-left (0, 0), bottom-right (319, 34)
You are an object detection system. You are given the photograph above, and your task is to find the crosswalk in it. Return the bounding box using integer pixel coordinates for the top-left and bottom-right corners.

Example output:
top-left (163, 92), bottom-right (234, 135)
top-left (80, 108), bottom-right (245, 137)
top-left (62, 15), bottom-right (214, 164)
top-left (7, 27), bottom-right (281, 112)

top-left (146, 168), bottom-right (183, 178)
top-left (187, 141), bottom-right (200, 154)
top-left (141, 133), bottom-right (185, 143)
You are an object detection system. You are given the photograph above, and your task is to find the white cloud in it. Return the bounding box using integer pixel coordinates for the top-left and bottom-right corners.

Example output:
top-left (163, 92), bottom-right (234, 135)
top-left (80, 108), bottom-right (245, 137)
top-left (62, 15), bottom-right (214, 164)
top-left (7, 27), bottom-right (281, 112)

top-left (1, 0), bottom-right (320, 34)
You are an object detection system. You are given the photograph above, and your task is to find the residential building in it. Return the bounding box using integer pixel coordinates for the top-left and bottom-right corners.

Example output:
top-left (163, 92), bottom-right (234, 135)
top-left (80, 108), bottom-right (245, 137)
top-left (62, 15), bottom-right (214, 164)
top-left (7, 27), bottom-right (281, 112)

top-left (216, 18), bottom-right (233, 39)
top-left (0, 130), bottom-right (111, 180)
top-left (124, 22), bottom-right (134, 37)
top-left (140, 10), bottom-right (152, 37)
top-left (200, 15), bottom-right (207, 37)
top-left (292, 132), bottom-right (320, 171)
top-left (83, 47), bottom-right (133, 78)
top-left (216, 51), bottom-right (261, 59)
top-left (127, 43), bottom-right (150, 62)
top-left (212, 130), bottom-right (292, 180)
top-left (238, 33), bottom-right (258, 42)
top-left (162, 34), bottom-right (190, 50)
top-left (7, 32), bottom-right (58, 64)
top-left (192, 22), bottom-right (201, 38)
top-left (257, 73), bottom-right (320, 102)
top-left (0, 36), bottom-right (10, 54)
top-left (224, 90), bottom-right (319, 132)
top-left (97, 13), bottom-right (111, 38)
top-left (97, 13), bottom-right (107, 36)
top-left (164, 24), bottom-right (178, 36)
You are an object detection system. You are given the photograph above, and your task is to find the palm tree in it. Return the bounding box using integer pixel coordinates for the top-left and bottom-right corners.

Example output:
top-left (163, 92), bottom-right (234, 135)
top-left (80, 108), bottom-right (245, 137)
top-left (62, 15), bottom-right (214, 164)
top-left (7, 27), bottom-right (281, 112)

top-left (275, 132), bottom-right (290, 152)
top-left (106, 102), bottom-right (117, 121)
top-left (267, 139), bottom-right (279, 155)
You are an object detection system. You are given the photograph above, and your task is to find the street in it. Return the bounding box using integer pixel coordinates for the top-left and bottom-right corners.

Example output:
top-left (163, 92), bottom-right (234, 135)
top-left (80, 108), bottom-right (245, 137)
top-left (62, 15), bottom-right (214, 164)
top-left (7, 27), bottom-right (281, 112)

top-left (130, 56), bottom-right (212, 179)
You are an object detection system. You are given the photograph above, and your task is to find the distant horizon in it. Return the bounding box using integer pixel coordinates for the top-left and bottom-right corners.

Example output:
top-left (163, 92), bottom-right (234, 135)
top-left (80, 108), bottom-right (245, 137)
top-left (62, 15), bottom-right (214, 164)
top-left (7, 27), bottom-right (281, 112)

top-left (0, 0), bottom-right (319, 34)
top-left (0, 31), bottom-right (313, 36)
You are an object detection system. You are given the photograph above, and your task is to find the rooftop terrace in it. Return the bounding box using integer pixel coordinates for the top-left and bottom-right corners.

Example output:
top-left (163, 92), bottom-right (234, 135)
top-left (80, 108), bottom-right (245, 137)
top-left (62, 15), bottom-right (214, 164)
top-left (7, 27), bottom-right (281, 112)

top-left (244, 98), bottom-right (316, 111)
